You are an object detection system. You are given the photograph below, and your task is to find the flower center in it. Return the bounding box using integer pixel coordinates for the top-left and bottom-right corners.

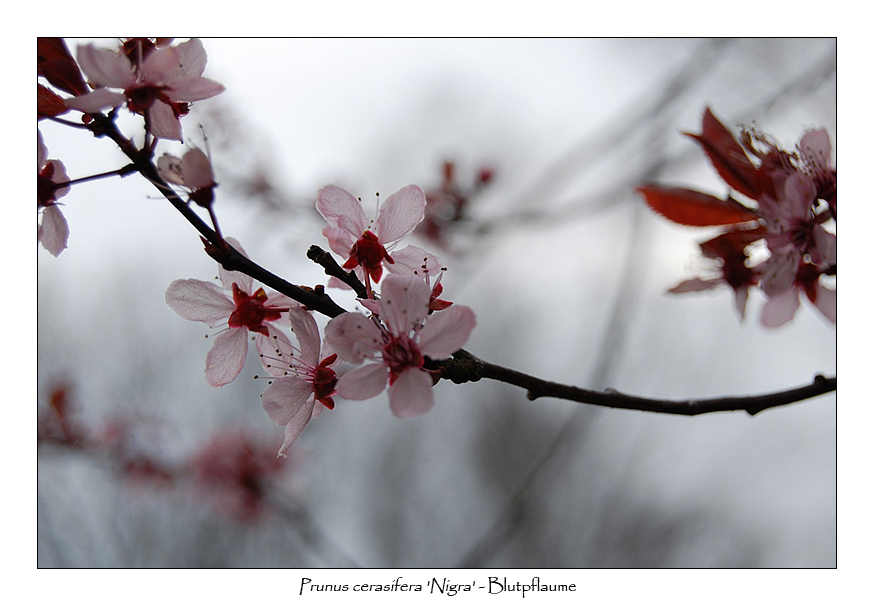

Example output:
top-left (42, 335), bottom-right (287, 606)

top-left (382, 334), bottom-right (424, 384)
top-left (343, 230), bottom-right (393, 282)
top-left (227, 284), bottom-right (282, 336)
top-left (125, 83), bottom-right (167, 113)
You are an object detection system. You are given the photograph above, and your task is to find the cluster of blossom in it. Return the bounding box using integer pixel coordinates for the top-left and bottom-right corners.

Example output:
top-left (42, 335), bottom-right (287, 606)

top-left (417, 160), bottom-right (494, 247)
top-left (38, 380), bottom-right (288, 521)
top-left (166, 185), bottom-right (477, 457)
top-left (637, 107), bottom-right (836, 327)
top-left (37, 37), bottom-right (225, 256)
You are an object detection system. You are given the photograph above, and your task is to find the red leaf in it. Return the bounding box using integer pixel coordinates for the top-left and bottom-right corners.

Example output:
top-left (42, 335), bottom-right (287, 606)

top-left (685, 107), bottom-right (772, 200)
top-left (637, 185), bottom-right (759, 227)
top-left (37, 38), bottom-right (88, 96)
top-left (38, 83), bottom-right (68, 118)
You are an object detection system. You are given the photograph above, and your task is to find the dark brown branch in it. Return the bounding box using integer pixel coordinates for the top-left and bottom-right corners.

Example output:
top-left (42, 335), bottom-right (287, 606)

top-left (436, 350), bottom-right (835, 416)
top-left (306, 245), bottom-right (368, 299)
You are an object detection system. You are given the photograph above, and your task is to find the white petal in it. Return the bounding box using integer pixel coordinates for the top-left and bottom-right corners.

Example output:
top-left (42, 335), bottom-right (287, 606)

top-left (64, 88), bottom-right (126, 113)
top-left (165, 278), bottom-right (234, 324)
top-left (417, 305), bottom-right (476, 360)
top-left (388, 368), bottom-right (434, 418)
top-left (181, 148), bottom-right (215, 189)
top-left (378, 275), bottom-right (430, 335)
top-left (374, 185), bottom-right (426, 245)
top-left (156, 153), bottom-right (186, 186)
top-left (336, 362), bottom-right (388, 400)
top-left (205, 328), bottom-right (248, 386)
top-left (261, 377), bottom-right (315, 426)
top-left (167, 77), bottom-right (225, 102)
top-left (385, 245), bottom-right (443, 277)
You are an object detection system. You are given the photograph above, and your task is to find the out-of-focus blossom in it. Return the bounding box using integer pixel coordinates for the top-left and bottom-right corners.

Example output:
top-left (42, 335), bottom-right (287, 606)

top-left (761, 262), bottom-right (836, 328)
top-left (316, 184), bottom-right (426, 290)
top-left (325, 275), bottom-right (475, 418)
top-left (260, 307), bottom-right (340, 457)
top-left (165, 238), bottom-right (294, 386)
top-left (65, 38), bottom-right (224, 141)
top-left (190, 427), bottom-right (287, 521)
top-left (157, 148), bottom-right (217, 208)
top-left (38, 131), bottom-right (70, 257)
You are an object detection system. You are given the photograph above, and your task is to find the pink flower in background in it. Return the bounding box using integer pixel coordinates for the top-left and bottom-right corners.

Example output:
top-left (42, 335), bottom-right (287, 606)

top-left (260, 306), bottom-right (340, 457)
top-left (190, 427), bottom-right (287, 521)
top-left (165, 238), bottom-right (294, 386)
top-left (325, 275), bottom-right (475, 418)
top-left (38, 130), bottom-right (70, 257)
top-left (316, 184), bottom-right (426, 289)
top-left (65, 38), bottom-right (224, 141)
top-left (157, 147), bottom-right (217, 208)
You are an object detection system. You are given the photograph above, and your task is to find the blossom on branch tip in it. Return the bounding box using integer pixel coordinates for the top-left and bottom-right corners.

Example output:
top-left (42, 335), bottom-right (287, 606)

top-left (260, 307), bottom-right (340, 457)
top-left (316, 184), bottom-right (426, 289)
top-left (324, 275), bottom-right (475, 418)
top-left (165, 237), bottom-right (294, 386)
top-left (38, 131), bottom-right (70, 257)
top-left (65, 38), bottom-right (224, 141)
top-left (157, 148), bottom-right (217, 208)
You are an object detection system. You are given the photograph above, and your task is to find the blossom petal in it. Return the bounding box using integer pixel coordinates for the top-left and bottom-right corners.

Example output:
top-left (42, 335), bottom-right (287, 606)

top-left (181, 148), bottom-right (215, 189)
top-left (388, 368), bottom-right (434, 418)
top-left (336, 362), bottom-right (388, 400)
top-left (417, 304), bottom-right (476, 360)
top-left (385, 245), bottom-right (443, 277)
top-left (167, 77), bottom-right (225, 102)
top-left (262, 376), bottom-right (315, 426)
top-left (64, 88), bottom-right (126, 113)
top-left (288, 306), bottom-right (322, 366)
top-left (760, 289), bottom-right (800, 328)
top-left (379, 275), bottom-right (430, 335)
top-left (316, 185), bottom-right (369, 250)
top-left (374, 185), bottom-right (426, 245)
top-left (324, 312), bottom-right (383, 364)
top-left (157, 153), bottom-right (186, 186)
top-left (165, 278), bottom-right (234, 324)
top-left (39, 205), bottom-right (69, 257)
top-left (205, 327), bottom-right (248, 386)
top-left (147, 103), bottom-right (183, 141)
top-left (76, 44), bottom-right (134, 88)
top-left (218, 237), bottom-right (253, 293)
top-left (173, 38), bottom-right (208, 77)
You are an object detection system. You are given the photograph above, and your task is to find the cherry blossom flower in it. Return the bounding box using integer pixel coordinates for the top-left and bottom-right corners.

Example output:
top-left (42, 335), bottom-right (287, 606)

top-left (325, 275), bottom-right (475, 418)
top-left (260, 306), bottom-right (340, 457)
top-left (157, 147), bottom-right (217, 208)
top-left (385, 245), bottom-right (453, 310)
top-left (38, 130), bottom-right (70, 257)
top-left (65, 38), bottom-right (224, 141)
top-left (761, 262), bottom-right (836, 328)
top-left (190, 427), bottom-right (287, 521)
top-left (316, 184), bottom-right (426, 291)
top-left (165, 238), bottom-right (294, 386)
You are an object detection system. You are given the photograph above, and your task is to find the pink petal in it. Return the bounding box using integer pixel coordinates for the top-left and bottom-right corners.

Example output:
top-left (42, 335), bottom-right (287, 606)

top-left (760, 288), bottom-right (800, 328)
top-left (813, 284), bottom-right (836, 324)
top-left (667, 277), bottom-right (721, 293)
top-left (64, 88), bottom-right (127, 113)
top-left (388, 368), bottom-right (434, 418)
top-left (325, 312), bottom-right (383, 364)
top-left (322, 226), bottom-right (358, 258)
top-left (417, 304), bottom-right (476, 359)
top-left (147, 103), bottom-right (183, 141)
top-left (174, 38), bottom-right (208, 77)
top-left (336, 362), bottom-right (388, 400)
top-left (813, 227), bottom-right (836, 267)
top-left (374, 185), bottom-right (426, 245)
top-left (261, 376), bottom-right (315, 426)
top-left (167, 77), bottom-right (225, 102)
top-left (47, 159), bottom-right (70, 198)
top-left (288, 306), bottom-right (322, 366)
top-left (760, 248), bottom-right (800, 297)
top-left (218, 237), bottom-right (253, 293)
top-left (39, 205), bottom-right (69, 257)
top-left (181, 148), bottom-right (215, 189)
top-left (76, 44), bottom-right (134, 88)
top-left (165, 278), bottom-right (234, 324)
top-left (800, 129), bottom-right (832, 170)
top-left (781, 173), bottom-right (816, 219)
top-left (385, 245), bottom-right (443, 277)
top-left (205, 327), bottom-right (248, 386)
top-left (316, 185), bottom-right (369, 248)
top-left (141, 45), bottom-right (181, 84)
top-left (255, 329), bottom-right (294, 377)
top-left (378, 275), bottom-right (430, 335)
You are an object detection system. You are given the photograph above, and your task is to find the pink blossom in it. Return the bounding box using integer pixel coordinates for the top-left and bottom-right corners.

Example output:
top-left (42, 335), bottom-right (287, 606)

top-left (316, 184), bottom-right (426, 290)
top-left (324, 275), bottom-right (475, 418)
top-left (65, 38), bottom-right (224, 141)
top-left (761, 262), bottom-right (836, 328)
top-left (165, 238), bottom-right (294, 386)
top-left (38, 130), bottom-right (70, 257)
top-left (385, 245), bottom-right (453, 310)
top-left (157, 147), bottom-right (217, 207)
top-left (260, 307), bottom-right (340, 457)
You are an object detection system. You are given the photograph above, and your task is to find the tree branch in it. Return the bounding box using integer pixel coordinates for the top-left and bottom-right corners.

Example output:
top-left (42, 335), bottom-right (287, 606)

top-left (436, 349), bottom-right (835, 416)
